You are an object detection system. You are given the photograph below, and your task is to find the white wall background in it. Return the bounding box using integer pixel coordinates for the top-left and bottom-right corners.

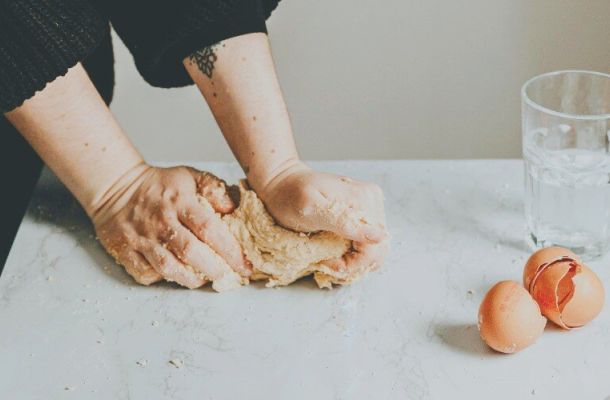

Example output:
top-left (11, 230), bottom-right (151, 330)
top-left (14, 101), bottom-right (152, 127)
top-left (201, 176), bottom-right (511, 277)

top-left (110, 0), bottom-right (610, 162)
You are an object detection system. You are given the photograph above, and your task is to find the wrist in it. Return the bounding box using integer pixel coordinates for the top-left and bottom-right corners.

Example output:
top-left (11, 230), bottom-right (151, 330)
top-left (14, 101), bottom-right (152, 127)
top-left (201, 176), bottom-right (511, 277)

top-left (245, 156), bottom-right (298, 192)
top-left (86, 161), bottom-right (152, 223)
top-left (250, 158), bottom-right (310, 201)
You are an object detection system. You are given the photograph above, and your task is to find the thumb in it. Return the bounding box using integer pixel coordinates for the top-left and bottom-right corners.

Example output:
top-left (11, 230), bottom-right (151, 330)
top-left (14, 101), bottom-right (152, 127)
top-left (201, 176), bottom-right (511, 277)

top-left (330, 216), bottom-right (387, 244)
top-left (308, 200), bottom-right (387, 243)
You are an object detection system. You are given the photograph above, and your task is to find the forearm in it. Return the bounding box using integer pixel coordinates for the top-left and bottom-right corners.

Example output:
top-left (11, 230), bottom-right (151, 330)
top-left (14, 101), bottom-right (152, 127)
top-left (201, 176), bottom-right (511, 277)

top-left (5, 64), bottom-right (145, 216)
top-left (183, 32), bottom-right (299, 193)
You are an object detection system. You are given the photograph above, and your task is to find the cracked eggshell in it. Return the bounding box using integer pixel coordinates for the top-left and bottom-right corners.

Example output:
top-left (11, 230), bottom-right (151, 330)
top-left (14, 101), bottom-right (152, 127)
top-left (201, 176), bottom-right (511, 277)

top-left (561, 264), bottom-right (604, 327)
top-left (531, 261), bottom-right (604, 329)
top-left (478, 281), bottom-right (546, 354)
top-left (530, 260), bottom-right (575, 329)
top-left (523, 246), bottom-right (579, 292)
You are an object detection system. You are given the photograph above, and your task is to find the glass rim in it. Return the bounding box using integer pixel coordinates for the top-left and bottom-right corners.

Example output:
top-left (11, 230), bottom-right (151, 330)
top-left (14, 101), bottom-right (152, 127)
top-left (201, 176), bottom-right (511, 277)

top-left (521, 70), bottom-right (610, 121)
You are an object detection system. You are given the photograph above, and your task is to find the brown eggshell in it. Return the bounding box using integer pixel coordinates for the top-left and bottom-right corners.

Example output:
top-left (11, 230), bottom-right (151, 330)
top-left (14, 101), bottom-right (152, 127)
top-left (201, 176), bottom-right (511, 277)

top-left (523, 246), bottom-right (579, 292)
top-left (478, 281), bottom-right (546, 353)
top-left (560, 264), bottom-right (605, 328)
top-left (530, 260), bottom-right (575, 329)
top-left (531, 261), bottom-right (605, 329)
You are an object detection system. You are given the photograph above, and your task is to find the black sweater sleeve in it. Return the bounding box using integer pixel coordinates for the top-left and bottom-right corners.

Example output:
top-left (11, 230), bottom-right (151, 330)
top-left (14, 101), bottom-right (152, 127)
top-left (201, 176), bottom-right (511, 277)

top-left (0, 0), bottom-right (107, 112)
top-left (0, 0), bottom-right (281, 112)
top-left (103, 0), bottom-right (281, 88)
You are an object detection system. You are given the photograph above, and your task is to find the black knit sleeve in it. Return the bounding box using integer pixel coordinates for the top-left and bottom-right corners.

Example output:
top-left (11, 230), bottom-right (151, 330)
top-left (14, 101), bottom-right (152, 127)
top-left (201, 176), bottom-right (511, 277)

top-left (0, 0), bottom-right (107, 112)
top-left (104, 0), bottom-right (281, 88)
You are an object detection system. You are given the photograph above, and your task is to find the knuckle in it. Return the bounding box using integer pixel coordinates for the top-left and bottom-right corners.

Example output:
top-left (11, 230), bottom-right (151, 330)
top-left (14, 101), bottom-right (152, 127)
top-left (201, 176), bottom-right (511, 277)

top-left (134, 238), bottom-right (152, 253)
top-left (152, 251), bottom-right (170, 271)
top-left (158, 226), bottom-right (178, 244)
top-left (161, 188), bottom-right (180, 204)
top-left (162, 209), bottom-right (175, 222)
top-left (175, 167), bottom-right (197, 185)
top-left (194, 213), bottom-right (212, 233)
top-left (174, 166), bottom-right (191, 175)
top-left (197, 170), bottom-right (218, 185)
top-left (156, 206), bottom-right (175, 224)
top-left (179, 208), bottom-right (191, 221)
top-left (177, 239), bottom-right (194, 259)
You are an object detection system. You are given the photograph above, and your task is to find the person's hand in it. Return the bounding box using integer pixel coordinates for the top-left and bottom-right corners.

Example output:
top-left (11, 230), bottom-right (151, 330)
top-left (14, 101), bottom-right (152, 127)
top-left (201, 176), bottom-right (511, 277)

top-left (256, 160), bottom-right (389, 272)
top-left (91, 164), bottom-right (250, 291)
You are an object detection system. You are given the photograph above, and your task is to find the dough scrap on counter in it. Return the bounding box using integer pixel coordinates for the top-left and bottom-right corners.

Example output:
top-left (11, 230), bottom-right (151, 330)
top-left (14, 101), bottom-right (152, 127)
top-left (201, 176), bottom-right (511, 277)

top-left (198, 181), bottom-right (376, 289)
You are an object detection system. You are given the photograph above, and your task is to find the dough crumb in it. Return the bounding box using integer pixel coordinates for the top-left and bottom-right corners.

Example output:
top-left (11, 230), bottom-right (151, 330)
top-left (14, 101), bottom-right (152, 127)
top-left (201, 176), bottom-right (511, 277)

top-left (136, 359), bottom-right (148, 367)
top-left (169, 359), bottom-right (184, 369)
top-left (151, 320), bottom-right (160, 327)
top-left (64, 386), bottom-right (75, 391)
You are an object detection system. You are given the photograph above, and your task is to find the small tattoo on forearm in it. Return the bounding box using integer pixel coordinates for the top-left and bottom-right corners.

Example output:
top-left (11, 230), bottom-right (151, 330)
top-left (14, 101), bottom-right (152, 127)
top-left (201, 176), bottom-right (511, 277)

top-left (188, 43), bottom-right (221, 78)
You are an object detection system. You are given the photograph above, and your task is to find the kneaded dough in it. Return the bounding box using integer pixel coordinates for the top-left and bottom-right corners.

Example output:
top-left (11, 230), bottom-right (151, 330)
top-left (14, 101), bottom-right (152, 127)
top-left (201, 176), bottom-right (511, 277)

top-left (200, 181), bottom-right (375, 289)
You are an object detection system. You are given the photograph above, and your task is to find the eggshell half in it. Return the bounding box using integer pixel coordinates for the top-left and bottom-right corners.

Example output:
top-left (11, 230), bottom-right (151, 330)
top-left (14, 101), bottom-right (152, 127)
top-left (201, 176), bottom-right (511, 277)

top-left (530, 260), bottom-right (575, 329)
top-left (478, 281), bottom-right (546, 353)
top-left (523, 246), bottom-right (579, 292)
top-left (561, 264), bottom-right (604, 327)
top-left (530, 261), bottom-right (605, 329)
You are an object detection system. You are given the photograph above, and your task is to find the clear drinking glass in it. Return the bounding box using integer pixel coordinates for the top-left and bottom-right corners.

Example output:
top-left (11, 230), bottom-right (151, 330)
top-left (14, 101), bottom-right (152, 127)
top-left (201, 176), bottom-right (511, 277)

top-left (522, 70), bottom-right (610, 259)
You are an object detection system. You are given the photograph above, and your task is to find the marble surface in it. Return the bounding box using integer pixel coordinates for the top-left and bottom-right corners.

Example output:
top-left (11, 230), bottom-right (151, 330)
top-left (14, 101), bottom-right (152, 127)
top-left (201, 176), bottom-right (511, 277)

top-left (1, 160), bottom-right (610, 400)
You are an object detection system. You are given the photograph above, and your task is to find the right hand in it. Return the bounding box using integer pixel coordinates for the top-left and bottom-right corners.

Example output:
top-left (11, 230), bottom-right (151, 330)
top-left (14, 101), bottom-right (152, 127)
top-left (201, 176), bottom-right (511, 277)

top-left (256, 161), bottom-right (389, 274)
top-left (91, 164), bottom-right (250, 291)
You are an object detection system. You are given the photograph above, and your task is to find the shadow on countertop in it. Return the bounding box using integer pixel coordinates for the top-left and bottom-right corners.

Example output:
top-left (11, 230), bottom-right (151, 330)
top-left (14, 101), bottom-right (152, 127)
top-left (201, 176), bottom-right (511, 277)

top-left (433, 322), bottom-right (500, 357)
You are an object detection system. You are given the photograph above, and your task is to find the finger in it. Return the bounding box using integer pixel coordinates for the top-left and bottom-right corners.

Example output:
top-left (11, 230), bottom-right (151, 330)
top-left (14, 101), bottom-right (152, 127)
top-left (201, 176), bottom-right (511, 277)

top-left (179, 202), bottom-right (251, 277)
top-left (342, 184), bottom-right (388, 242)
top-left (162, 223), bottom-right (239, 279)
top-left (141, 244), bottom-right (206, 289)
top-left (323, 216), bottom-right (386, 244)
top-left (187, 169), bottom-right (235, 214)
top-left (351, 220), bottom-right (388, 243)
top-left (117, 250), bottom-right (163, 286)
top-left (331, 181), bottom-right (388, 242)
top-left (350, 240), bottom-right (389, 271)
top-left (325, 240), bottom-right (389, 274)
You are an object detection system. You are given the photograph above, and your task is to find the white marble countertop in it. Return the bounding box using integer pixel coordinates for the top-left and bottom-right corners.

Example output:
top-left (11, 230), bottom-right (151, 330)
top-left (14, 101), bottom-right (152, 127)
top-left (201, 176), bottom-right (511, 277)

top-left (1, 160), bottom-right (609, 399)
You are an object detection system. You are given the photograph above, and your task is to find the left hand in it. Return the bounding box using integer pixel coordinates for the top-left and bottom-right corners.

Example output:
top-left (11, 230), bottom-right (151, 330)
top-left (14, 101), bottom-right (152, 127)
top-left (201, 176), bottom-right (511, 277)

top-left (256, 160), bottom-right (389, 271)
top-left (92, 165), bottom-right (250, 290)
